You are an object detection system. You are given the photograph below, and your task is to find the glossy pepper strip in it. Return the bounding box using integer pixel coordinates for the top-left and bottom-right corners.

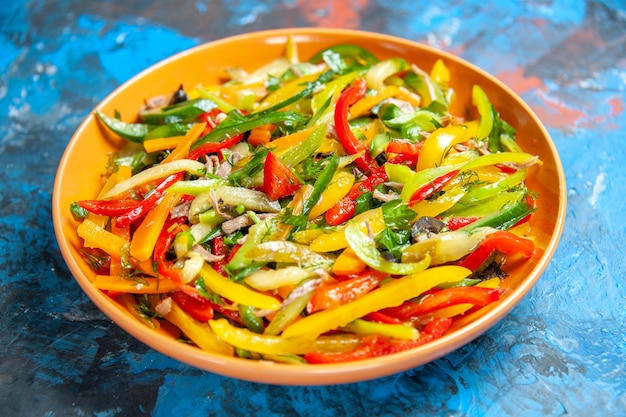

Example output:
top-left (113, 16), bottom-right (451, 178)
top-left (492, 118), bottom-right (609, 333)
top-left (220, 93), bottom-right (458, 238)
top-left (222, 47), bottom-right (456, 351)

top-left (209, 318), bottom-right (362, 356)
top-left (77, 199), bottom-right (142, 217)
top-left (325, 166), bottom-right (388, 226)
top-left (187, 133), bottom-right (244, 160)
top-left (165, 302), bottom-right (234, 356)
top-left (409, 169), bottom-right (459, 206)
top-left (199, 264), bottom-right (281, 311)
top-left (130, 192), bottom-right (181, 261)
top-left (171, 290), bottom-right (214, 323)
top-left (262, 151), bottom-right (302, 200)
top-left (334, 78), bottom-right (379, 174)
top-left (457, 230), bottom-right (535, 271)
top-left (381, 286), bottom-right (503, 320)
top-left (281, 265), bottom-right (470, 341)
top-left (115, 172), bottom-right (184, 227)
top-left (307, 270), bottom-right (387, 314)
top-left (304, 319), bottom-right (452, 364)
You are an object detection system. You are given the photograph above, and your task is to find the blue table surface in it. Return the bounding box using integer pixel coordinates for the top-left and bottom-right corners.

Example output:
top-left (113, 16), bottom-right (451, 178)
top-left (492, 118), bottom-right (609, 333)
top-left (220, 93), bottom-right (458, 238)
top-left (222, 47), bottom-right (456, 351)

top-left (1, 1), bottom-right (625, 415)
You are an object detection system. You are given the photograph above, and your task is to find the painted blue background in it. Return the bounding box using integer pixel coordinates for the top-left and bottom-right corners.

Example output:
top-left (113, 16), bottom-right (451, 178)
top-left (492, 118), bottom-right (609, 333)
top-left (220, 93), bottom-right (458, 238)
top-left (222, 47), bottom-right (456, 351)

top-left (1, 1), bottom-right (625, 415)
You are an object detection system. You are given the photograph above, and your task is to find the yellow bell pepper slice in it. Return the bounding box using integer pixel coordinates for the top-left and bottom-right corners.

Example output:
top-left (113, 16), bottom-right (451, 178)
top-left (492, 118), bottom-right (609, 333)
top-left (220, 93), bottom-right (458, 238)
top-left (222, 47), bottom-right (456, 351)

top-left (143, 136), bottom-right (185, 153)
top-left (416, 125), bottom-right (468, 171)
top-left (281, 265), bottom-right (472, 341)
top-left (199, 264), bottom-right (281, 311)
top-left (94, 275), bottom-right (179, 294)
top-left (209, 318), bottom-right (362, 355)
top-left (409, 180), bottom-right (467, 218)
top-left (430, 58), bottom-right (450, 88)
top-left (308, 170), bottom-right (355, 219)
top-left (331, 246), bottom-right (367, 276)
top-left (349, 85), bottom-right (400, 119)
top-left (129, 192), bottom-right (181, 261)
top-left (166, 302), bottom-right (234, 356)
top-left (77, 219), bottom-right (128, 259)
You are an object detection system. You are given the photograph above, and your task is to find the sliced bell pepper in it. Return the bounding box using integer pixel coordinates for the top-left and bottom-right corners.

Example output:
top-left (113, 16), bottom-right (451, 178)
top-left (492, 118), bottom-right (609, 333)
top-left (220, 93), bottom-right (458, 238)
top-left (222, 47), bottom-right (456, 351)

top-left (187, 133), bottom-right (244, 160)
top-left (381, 286), bottom-right (503, 320)
top-left (325, 166), bottom-right (388, 226)
top-left (331, 246), bottom-right (367, 276)
top-left (465, 230), bottom-right (535, 262)
top-left (209, 318), bottom-right (362, 355)
top-left (171, 290), bottom-right (214, 323)
top-left (115, 172), bottom-right (184, 227)
top-left (77, 219), bottom-right (128, 259)
top-left (199, 264), bottom-right (281, 311)
top-left (78, 199), bottom-right (142, 217)
top-left (93, 275), bottom-right (179, 294)
top-left (409, 169), bottom-right (460, 206)
top-left (472, 84), bottom-right (494, 140)
top-left (307, 270), bottom-right (387, 313)
top-left (262, 150), bottom-right (302, 200)
top-left (130, 192), bottom-right (181, 261)
top-left (192, 110), bottom-right (307, 149)
top-left (160, 122), bottom-right (207, 163)
top-left (303, 329), bottom-right (439, 364)
top-left (334, 78), bottom-right (379, 174)
top-left (445, 217), bottom-right (479, 231)
top-left (341, 318), bottom-right (419, 340)
top-left (211, 236), bottom-right (227, 275)
top-left (281, 265), bottom-right (470, 341)
top-left (165, 302), bottom-right (234, 356)
top-left (307, 164), bottom-right (349, 220)
top-left (415, 125), bottom-right (467, 171)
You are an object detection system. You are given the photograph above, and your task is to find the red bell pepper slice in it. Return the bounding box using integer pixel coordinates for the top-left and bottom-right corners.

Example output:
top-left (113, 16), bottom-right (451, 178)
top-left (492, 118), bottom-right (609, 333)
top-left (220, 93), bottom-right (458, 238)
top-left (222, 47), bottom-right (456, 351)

top-left (114, 172), bottom-right (184, 227)
top-left (456, 243), bottom-right (497, 271)
top-left (325, 166), bottom-right (388, 226)
top-left (386, 140), bottom-right (423, 156)
top-left (445, 216), bottom-right (479, 231)
top-left (458, 230), bottom-right (535, 272)
top-left (334, 78), bottom-right (379, 174)
top-left (381, 286), bottom-right (503, 320)
top-left (386, 138), bottom-right (423, 168)
top-left (212, 236), bottom-right (227, 275)
top-left (262, 150), bottom-right (302, 200)
top-left (171, 290), bottom-right (214, 322)
top-left (387, 154), bottom-right (419, 167)
top-left (307, 270), bottom-right (387, 314)
top-left (303, 318), bottom-right (453, 364)
top-left (422, 317), bottom-right (453, 339)
top-left (187, 133), bottom-right (244, 160)
top-left (363, 311), bottom-right (402, 324)
top-left (153, 216), bottom-right (187, 262)
top-left (77, 199), bottom-right (142, 217)
top-left (409, 169), bottom-right (459, 206)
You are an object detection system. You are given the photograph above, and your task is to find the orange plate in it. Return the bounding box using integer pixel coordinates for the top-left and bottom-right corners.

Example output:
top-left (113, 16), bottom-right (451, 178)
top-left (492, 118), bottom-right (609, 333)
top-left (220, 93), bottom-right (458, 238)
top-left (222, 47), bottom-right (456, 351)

top-left (52, 28), bottom-right (566, 385)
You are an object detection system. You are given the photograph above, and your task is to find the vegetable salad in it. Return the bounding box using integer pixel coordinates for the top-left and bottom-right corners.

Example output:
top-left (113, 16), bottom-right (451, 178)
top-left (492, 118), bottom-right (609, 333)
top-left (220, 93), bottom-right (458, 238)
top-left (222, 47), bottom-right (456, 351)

top-left (72, 38), bottom-right (540, 364)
